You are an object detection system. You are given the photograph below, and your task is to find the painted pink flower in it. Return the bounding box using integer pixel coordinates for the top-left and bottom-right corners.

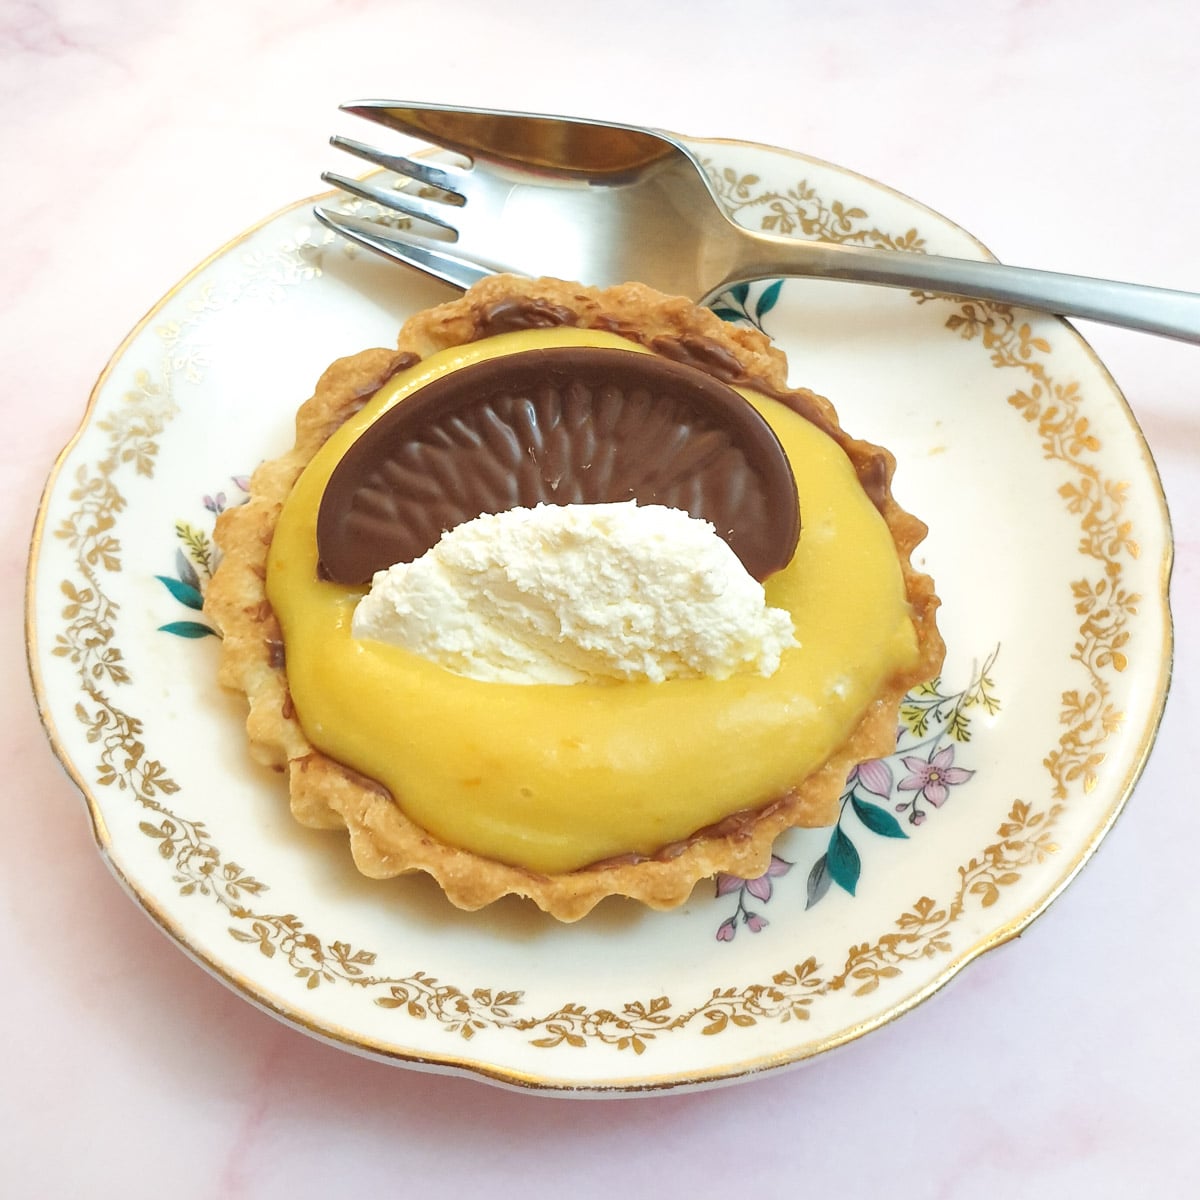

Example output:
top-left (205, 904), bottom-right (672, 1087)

top-left (898, 746), bottom-right (974, 807)
top-left (715, 855), bottom-right (792, 903)
top-left (744, 855), bottom-right (793, 902)
top-left (847, 757), bottom-right (894, 798)
top-left (713, 856), bottom-right (792, 938)
top-left (715, 873), bottom-right (744, 898)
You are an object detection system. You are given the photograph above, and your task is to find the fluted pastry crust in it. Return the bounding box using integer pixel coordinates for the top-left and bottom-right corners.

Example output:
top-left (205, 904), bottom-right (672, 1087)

top-left (205, 276), bottom-right (945, 921)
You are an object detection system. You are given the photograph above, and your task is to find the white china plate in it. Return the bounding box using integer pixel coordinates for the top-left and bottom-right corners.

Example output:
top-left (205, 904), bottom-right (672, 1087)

top-left (27, 136), bottom-right (1172, 1094)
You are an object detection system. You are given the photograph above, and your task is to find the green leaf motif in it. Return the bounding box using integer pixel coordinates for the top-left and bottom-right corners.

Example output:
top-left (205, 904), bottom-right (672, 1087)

top-left (175, 547), bottom-right (201, 592)
top-left (755, 279), bottom-right (784, 319)
top-left (158, 620), bottom-right (216, 639)
top-left (710, 306), bottom-right (745, 324)
top-left (827, 826), bottom-right (861, 896)
top-left (900, 703), bottom-right (931, 738)
top-left (805, 853), bottom-right (832, 910)
top-left (155, 574), bottom-right (204, 610)
top-left (851, 796), bottom-right (908, 840)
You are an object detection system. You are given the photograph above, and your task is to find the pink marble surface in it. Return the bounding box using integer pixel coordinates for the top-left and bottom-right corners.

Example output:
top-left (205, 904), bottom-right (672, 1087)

top-left (5, 0), bottom-right (1197, 1194)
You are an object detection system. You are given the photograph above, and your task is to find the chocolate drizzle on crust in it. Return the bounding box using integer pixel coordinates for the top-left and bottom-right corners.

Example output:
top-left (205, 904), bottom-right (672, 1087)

top-left (311, 350), bottom-right (423, 448)
top-left (647, 333), bottom-right (749, 387)
top-left (356, 351), bottom-right (421, 398)
top-left (475, 297), bottom-right (580, 334)
top-left (316, 345), bottom-right (801, 584)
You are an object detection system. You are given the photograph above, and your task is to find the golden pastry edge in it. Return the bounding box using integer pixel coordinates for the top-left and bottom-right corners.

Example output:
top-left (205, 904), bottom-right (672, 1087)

top-left (204, 275), bottom-right (945, 921)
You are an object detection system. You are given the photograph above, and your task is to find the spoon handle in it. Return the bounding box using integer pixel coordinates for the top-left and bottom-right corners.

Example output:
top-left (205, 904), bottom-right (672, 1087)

top-left (725, 232), bottom-right (1200, 344)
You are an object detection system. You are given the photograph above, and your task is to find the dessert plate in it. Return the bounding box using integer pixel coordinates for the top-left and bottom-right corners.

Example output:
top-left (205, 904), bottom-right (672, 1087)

top-left (27, 136), bottom-right (1173, 1094)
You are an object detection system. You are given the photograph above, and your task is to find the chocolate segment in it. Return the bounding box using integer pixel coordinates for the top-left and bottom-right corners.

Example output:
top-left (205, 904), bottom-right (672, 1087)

top-left (316, 346), bottom-right (800, 584)
top-left (472, 298), bottom-right (888, 484)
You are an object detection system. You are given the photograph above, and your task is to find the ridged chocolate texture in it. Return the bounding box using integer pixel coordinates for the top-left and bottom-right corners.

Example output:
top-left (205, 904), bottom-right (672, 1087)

top-left (316, 346), bottom-right (800, 583)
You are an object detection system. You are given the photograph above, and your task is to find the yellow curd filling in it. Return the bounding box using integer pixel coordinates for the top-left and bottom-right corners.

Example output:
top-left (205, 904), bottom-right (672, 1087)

top-left (267, 328), bottom-right (919, 874)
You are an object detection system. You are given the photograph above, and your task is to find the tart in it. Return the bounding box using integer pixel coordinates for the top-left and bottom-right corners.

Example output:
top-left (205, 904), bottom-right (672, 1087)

top-left (205, 275), bottom-right (944, 921)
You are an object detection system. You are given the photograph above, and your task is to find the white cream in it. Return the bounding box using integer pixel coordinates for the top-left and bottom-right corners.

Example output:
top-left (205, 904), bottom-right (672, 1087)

top-left (351, 501), bottom-right (796, 684)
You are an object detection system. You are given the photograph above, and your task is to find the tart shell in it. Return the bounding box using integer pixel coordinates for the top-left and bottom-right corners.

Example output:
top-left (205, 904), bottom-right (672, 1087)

top-left (205, 275), bottom-right (945, 921)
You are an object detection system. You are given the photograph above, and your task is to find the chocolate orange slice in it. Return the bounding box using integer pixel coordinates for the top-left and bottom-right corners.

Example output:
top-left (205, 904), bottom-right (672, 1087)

top-left (316, 345), bottom-right (800, 583)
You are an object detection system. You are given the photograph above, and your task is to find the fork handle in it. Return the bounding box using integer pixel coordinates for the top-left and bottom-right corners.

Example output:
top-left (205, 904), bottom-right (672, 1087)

top-left (724, 231), bottom-right (1200, 344)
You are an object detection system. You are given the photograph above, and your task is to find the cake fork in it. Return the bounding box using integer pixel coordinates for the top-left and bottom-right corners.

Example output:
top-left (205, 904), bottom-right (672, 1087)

top-left (315, 101), bottom-right (1200, 343)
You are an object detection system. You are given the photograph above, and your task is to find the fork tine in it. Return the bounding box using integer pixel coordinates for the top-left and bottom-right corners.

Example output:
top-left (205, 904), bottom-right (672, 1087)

top-left (329, 134), bottom-right (466, 197)
top-left (312, 206), bottom-right (494, 292)
top-left (319, 171), bottom-right (459, 232)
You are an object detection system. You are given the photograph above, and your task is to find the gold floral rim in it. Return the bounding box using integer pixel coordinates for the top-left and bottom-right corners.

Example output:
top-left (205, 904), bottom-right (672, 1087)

top-left (25, 136), bottom-right (1173, 1094)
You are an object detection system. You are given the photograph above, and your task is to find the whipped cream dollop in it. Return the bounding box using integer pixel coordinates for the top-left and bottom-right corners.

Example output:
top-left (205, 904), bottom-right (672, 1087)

top-left (351, 501), bottom-right (797, 685)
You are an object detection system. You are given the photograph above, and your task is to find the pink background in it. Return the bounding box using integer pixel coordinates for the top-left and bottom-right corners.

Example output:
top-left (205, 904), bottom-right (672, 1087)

top-left (5, 1), bottom-right (1197, 1195)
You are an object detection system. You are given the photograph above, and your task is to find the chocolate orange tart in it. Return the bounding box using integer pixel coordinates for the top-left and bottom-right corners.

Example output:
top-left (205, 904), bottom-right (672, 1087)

top-left (204, 275), bottom-right (944, 920)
